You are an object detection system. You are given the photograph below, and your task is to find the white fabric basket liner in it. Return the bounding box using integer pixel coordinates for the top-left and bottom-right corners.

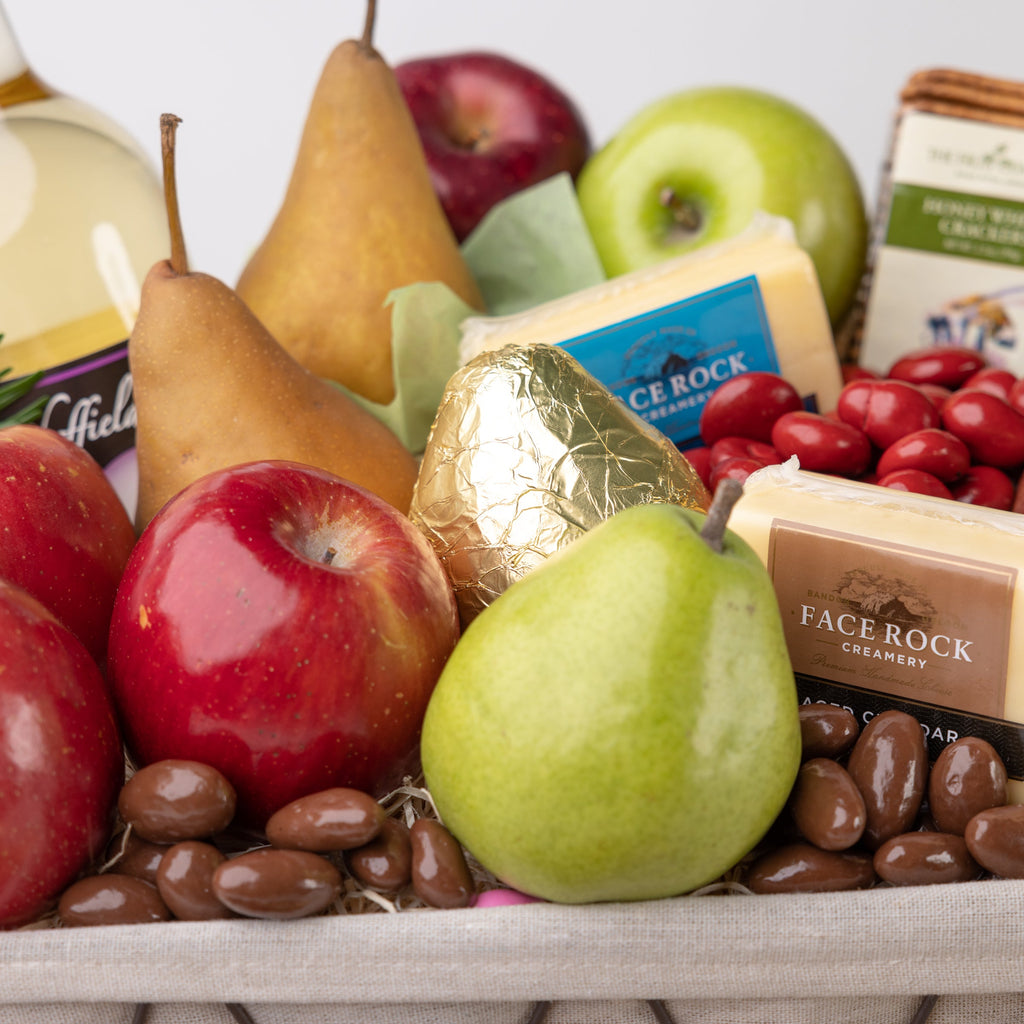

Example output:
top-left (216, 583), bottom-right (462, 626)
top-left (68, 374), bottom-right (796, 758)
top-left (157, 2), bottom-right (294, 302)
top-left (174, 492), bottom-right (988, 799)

top-left (3, 880), bottom-right (1024, 1017)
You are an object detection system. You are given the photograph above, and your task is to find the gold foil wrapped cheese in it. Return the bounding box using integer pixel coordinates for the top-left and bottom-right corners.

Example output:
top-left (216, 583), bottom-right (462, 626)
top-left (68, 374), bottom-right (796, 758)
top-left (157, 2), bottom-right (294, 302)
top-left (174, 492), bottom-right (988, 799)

top-left (410, 343), bottom-right (710, 627)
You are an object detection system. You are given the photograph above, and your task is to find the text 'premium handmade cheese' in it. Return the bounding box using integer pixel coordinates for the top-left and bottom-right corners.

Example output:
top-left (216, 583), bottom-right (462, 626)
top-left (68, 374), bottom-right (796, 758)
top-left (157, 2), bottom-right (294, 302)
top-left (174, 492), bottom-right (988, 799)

top-left (459, 216), bottom-right (843, 451)
top-left (729, 459), bottom-right (1024, 800)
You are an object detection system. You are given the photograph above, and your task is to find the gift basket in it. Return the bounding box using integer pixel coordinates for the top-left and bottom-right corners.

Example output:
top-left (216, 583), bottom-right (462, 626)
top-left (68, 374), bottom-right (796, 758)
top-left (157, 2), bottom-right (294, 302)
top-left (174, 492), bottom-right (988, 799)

top-left (6, 3), bottom-right (1024, 1022)
top-left (5, 882), bottom-right (1024, 1024)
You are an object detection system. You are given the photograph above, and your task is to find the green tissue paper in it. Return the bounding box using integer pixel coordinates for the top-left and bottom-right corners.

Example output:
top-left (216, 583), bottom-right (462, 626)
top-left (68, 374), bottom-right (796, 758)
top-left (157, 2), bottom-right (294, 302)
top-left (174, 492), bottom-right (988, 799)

top-left (349, 172), bottom-right (607, 454)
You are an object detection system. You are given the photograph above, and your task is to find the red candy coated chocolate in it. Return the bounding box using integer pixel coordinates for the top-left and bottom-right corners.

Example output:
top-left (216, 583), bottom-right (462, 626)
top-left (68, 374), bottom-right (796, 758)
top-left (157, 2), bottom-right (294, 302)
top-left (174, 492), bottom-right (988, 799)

top-left (887, 347), bottom-right (987, 388)
top-left (875, 428), bottom-right (970, 482)
top-left (941, 389), bottom-right (1024, 468)
top-left (699, 372), bottom-right (803, 446)
top-left (771, 411), bottom-right (872, 477)
top-left (836, 379), bottom-right (940, 450)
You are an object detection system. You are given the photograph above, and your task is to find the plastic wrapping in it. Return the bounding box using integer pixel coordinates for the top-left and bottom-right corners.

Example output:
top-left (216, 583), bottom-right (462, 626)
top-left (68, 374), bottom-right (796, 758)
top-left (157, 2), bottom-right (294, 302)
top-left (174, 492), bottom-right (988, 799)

top-left (729, 459), bottom-right (1024, 796)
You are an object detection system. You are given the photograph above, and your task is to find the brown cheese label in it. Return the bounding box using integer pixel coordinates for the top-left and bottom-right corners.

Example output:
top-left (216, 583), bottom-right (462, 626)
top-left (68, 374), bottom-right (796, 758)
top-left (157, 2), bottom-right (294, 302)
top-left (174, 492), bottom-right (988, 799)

top-left (768, 519), bottom-right (1016, 719)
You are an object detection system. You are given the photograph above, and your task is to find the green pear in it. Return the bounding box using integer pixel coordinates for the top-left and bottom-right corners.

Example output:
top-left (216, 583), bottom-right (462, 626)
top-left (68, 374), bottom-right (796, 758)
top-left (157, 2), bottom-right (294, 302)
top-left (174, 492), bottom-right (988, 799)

top-left (420, 482), bottom-right (800, 903)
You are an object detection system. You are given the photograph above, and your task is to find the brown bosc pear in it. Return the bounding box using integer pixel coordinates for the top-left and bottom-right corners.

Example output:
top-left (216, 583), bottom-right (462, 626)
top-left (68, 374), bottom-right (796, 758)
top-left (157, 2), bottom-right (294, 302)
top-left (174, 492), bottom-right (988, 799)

top-left (129, 114), bottom-right (420, 533)
top-left (235, 0), bottom-right (485, 407)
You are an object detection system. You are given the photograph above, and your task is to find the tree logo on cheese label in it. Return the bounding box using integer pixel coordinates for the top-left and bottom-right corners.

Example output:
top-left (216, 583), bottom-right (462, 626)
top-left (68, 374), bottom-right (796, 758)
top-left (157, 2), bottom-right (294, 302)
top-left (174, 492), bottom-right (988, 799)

top-left (621, 324), bottom-right (705, 380)
top-left (834, 568), bottom-right (935, 629)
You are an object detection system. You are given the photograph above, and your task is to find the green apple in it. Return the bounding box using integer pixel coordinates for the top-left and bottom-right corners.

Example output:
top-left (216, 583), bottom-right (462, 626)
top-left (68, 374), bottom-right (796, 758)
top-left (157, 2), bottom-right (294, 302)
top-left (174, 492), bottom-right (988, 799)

top-left (420, 483), bottom-right (801, 903)
top-left (575, 86), bottom-right (868, 328)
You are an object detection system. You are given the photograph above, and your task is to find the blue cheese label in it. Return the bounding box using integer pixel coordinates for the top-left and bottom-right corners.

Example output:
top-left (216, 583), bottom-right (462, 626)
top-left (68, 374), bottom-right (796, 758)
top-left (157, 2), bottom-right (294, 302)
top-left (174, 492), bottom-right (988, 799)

top-left (558, 275), bottom-right (781, 450)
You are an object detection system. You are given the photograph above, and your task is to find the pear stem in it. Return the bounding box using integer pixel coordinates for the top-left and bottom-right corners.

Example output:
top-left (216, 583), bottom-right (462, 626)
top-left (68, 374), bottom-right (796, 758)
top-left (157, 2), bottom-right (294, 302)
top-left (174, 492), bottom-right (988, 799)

top-left (361, 0), bottom-right (377, 48)
top-left (699, 478), bottom-right (743, 554)
top-left (160, 113), bottom-right (189, 276)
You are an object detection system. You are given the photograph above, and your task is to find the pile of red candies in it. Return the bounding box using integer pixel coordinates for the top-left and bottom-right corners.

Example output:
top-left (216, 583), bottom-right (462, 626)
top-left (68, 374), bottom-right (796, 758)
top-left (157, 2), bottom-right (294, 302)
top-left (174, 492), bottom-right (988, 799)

top-left (685, 346), bottom-right (1024, 510)
top-left (55, 760), bottom-right (478, 926)
top-left (742, 706), bottom-right (1024, 893)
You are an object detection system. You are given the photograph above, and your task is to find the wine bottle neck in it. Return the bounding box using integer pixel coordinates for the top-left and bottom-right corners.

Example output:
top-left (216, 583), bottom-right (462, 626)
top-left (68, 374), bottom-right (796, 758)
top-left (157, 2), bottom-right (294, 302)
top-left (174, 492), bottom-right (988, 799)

top-left (0, 3), bottom-right (28, 86)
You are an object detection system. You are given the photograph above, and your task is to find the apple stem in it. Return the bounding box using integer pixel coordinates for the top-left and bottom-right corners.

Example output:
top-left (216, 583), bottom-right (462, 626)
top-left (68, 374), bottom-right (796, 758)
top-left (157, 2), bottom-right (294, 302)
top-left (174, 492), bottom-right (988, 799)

top-left (659, 187), bottom-right (702, 236)
top-left (159, 113), bottom-right (189, 277)
top-left (462, 126), bottom-right (491, 151)
top-left (699, 478), bottom-right (743, 554)
top-left (361, 0), bottom-right (377, 49)
top-left (321, 546), bottom-right (338, 566)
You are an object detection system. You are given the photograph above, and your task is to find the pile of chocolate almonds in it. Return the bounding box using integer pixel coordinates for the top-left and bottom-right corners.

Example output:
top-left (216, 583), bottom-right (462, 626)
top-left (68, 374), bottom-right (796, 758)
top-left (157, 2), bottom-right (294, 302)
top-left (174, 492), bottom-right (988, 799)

top-left (743, 707), bottom-right (1024, 892)
top-left (56, 760), bottom-right (481, 927)
top-left (47, 709), bottom-right (1024, 925)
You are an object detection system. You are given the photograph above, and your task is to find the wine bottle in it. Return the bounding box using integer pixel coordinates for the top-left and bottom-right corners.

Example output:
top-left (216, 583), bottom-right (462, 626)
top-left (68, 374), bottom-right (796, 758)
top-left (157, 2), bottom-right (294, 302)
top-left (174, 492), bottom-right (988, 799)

top-left (0, 2), bottom-right (168, 512)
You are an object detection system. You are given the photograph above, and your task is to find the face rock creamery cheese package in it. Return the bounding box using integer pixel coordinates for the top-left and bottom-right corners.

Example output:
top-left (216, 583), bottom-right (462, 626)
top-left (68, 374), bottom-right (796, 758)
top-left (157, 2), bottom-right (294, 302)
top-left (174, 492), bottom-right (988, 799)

top-left (730, 458), bottom-right (1024, 798)
top-left (459, 216), bottom-right (843, 452)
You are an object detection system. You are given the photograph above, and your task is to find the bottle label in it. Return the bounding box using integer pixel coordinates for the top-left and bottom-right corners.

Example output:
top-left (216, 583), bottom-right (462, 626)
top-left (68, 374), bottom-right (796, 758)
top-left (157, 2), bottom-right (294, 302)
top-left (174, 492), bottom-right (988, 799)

top-left (5, 340), bottom-right (136, 513)
top-left (0, 306), bottom-right (129, 376)
top-left (556, 275), bottom-right (781, 449)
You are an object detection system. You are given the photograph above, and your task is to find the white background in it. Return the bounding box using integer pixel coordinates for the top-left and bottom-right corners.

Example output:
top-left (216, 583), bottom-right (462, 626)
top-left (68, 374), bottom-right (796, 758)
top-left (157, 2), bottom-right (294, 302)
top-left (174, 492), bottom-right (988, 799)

top-left (5, 0), bottom-right (1024, 285)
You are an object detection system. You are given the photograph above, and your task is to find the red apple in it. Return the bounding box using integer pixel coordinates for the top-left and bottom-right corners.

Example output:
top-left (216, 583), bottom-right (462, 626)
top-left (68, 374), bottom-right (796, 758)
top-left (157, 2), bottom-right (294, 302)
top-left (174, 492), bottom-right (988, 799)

top-left (0, 424), bottom-right (137, 665)
top-left (0, 580), bottom-right (124, 929)
top-left (107, 460), bottom-right (460, 827)
top-left (395, 50), bottom-right (591, 240)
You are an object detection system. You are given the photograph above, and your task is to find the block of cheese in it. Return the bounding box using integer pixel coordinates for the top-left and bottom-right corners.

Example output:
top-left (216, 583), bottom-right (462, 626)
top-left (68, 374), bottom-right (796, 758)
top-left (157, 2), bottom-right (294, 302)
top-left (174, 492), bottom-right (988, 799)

top-left (728, 458), bottom-right (1024, 799)
top-left (460, 215), bottom-right (843, 451)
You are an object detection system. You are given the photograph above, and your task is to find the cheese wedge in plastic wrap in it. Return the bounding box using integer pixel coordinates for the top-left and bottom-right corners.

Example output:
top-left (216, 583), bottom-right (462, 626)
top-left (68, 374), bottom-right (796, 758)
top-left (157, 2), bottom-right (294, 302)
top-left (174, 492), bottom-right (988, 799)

top-left (460, 216), bottom-right (844, 451)
top-left (729, 458), bottom-right (1024, 800)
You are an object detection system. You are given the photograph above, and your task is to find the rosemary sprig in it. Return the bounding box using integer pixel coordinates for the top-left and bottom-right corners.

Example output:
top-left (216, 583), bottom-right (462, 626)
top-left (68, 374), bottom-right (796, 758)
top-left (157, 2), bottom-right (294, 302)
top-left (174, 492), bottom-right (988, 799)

top-left (0, 365), bottom-right (48, 427)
